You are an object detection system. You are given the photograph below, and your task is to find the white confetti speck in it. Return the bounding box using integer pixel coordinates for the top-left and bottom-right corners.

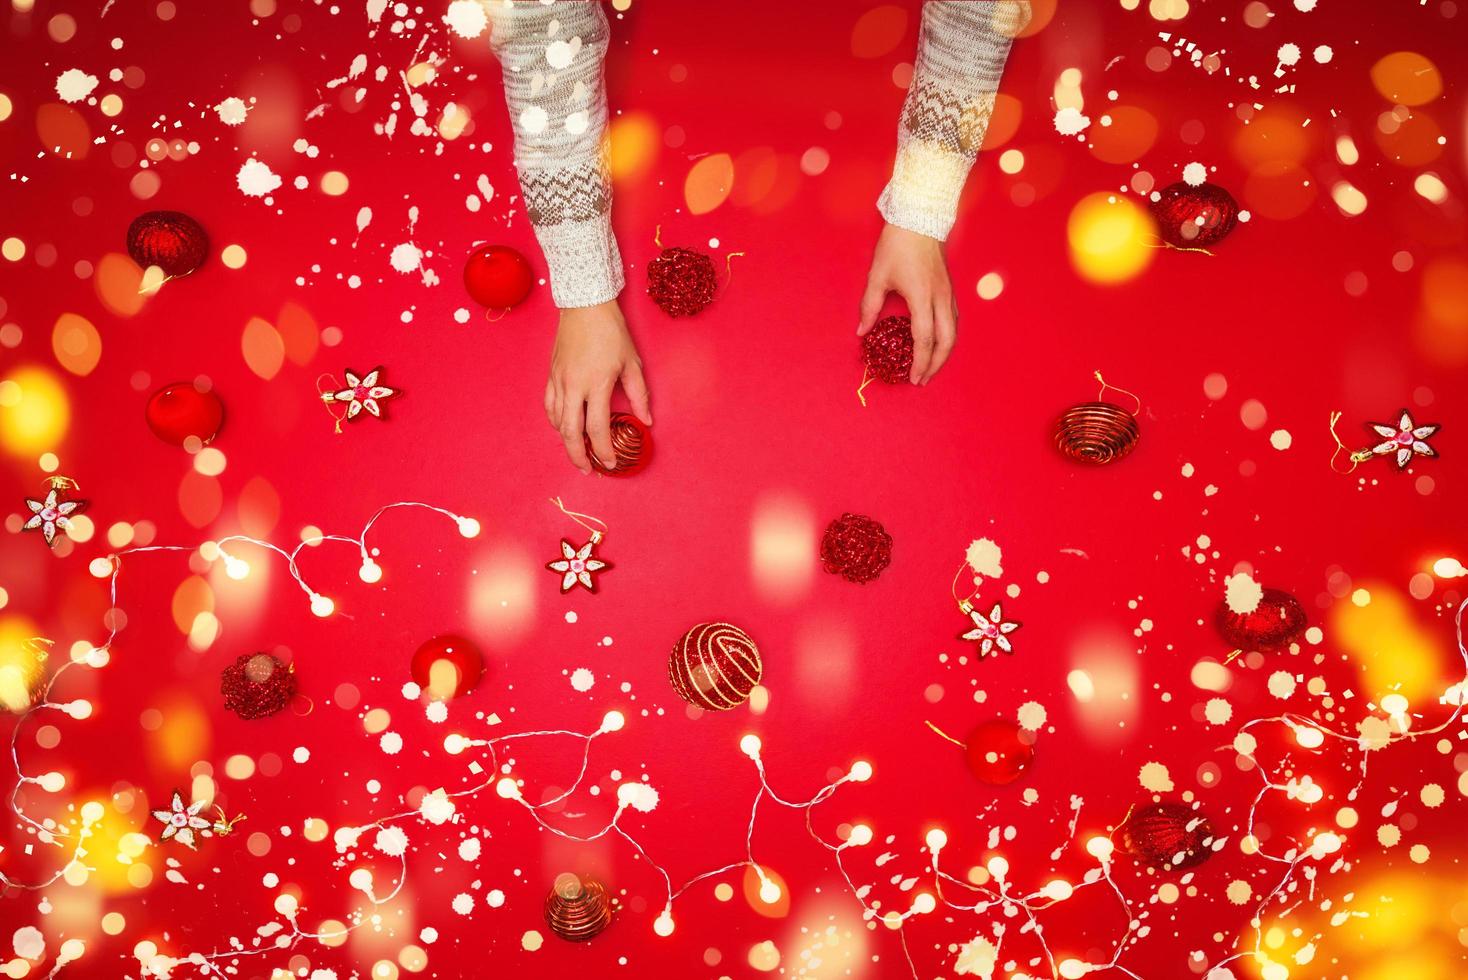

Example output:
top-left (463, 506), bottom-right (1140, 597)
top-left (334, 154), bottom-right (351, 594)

top-left (1278, 43), bottom-right (1302, 66)
top-left (965, 538), bottom-right (1003, 579)
top-left (55, 69), bottom-right (98, 103)
top-left (1016, 701), bottom-right (1046, 732)
top-left (522, 930), bottom-right (543, 951)
top-left (1224, 571), bottom-right (1263, 615)
top-left (452, 892), bottom-right (475, 915)
top-left (1270, 429), bottom-right (1293, 450)
top-left (1182, 162), bottom-right (1208, 186)
top-left (458, 838), bottom-right (481, 861)
top-left (487, 888), bottom-right (506, 908)
top-left (215, 97), bottom-right (249, 126)
top-left (1053, 106), bottom-right (1091, 136)
top-left (1313, 45), bottom-right (1333, 64)
top-left (379, 731), bottom-right (403, 755)
top-left (570, 667), bottom-right (595, 692)
top-left (616, 781), bottom-right (660, 813)
top-left (389, 242), bottom-right (423, 274)
top-left (444, 0), bottom-right (488, 38)
top-left (237, 158), bottom-right (283, 198)
top-left (292, 746), bottom-right (310, 763)
top-left (1138, 761), bottom-right (1174, 792)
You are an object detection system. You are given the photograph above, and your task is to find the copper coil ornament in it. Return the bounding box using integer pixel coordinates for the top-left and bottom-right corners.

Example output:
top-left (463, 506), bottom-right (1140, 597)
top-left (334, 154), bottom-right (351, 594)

top-left (1119, 802), bottom-right (1215, 871)
top-left (544, 872), bottom-right (613, 942)
top-left (1054, 402), bottom-right (1139, 464)
top-left (586, 412), bottom-right (651, 476)
top-left (669, 622), bottom-right (762, 711)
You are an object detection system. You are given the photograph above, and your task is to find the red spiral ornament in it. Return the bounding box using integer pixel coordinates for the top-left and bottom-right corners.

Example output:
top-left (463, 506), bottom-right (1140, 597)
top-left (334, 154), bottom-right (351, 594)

top-left (861, 315), bottom-right (915, 384)
top-left (544, 873), bottom-right (613, 942)
top-left (1054, 402), bottom-right (1139, 464)
top-left (1149, 181), bottom-right (1240, 249)
top-left (127, 210), bottom-right (210, 277)
top-left (647, 246), bottom-right (717, 317)
top-left (1120, 802), bottom-right (1215, 870)
top-left (820, 513), bottom-right (893, 583)
top-left (220, 653), bottom-right (296, 721)
top-left (668, 622), bottom-right (763, 711)
top-left (586, 412), bottom-right (651, 476)
top-left (1215, 588), bottom-right (1307, 650)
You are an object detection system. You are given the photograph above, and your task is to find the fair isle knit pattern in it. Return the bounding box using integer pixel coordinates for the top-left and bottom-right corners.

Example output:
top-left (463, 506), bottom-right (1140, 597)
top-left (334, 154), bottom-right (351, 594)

top-left (490, 0), bottom-right (623, 308)
top-left (877, 1), bottom-right (1030, 242)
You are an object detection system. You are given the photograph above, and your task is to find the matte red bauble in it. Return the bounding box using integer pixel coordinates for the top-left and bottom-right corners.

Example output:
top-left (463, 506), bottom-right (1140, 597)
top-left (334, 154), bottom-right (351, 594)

top-left (410, 634), bottom-right (485, 699)
top-left (127, 210), bottom-right (209, 277)
top-left (1149, 182), bottom-right (1240, 249)
top-left (220, 653), bottom-right (296, 721)
top-left (668, 622), bottom-right (762, 711)
top-left (463, 244), bottom-right (534, 308)
top-left (587, 412), bottom-right (651, 476)
top-left (1215, 588), bottom-right (1307, 650)
top-left (862, 315), bottom-right (915, 384)
top-left (646, 246), bottom-right (717, 316)
top-left (820, 513), bottom-right (893, 583)
top-left (146, 383), bottom-right (225, 447)
top-left (1120, 802), bottom-right (1215, 870)
top-left (964, 719), bottom-right (1034, 785)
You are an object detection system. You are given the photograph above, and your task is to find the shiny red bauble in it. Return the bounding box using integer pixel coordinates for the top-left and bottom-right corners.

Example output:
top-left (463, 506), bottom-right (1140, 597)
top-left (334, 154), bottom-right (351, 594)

top-left (1120, 802), bottom-right (1215, 870)
top-left (127, 210), bottom-right (210, 276)
top-left (146, 383), bottom-right (225, 446)
top-left (1215, 588), bottom-right (1307, 650)
top-left (964, 719), bottom-right (1035, 786)
top-left (862, 315), bottom-right (915, 384)
top-left (220, 653), bottom-right (296, 721)
top-left (410, 634), bottom-right (485, 699)
top-left (646, 246), bottom-right (717, 317)
top-left (1149, 181), bottom-right (1240, 249)
top-left (587, 412), bottom-right (651, 476)
top-left (463, 244), bottom-right (535, 308)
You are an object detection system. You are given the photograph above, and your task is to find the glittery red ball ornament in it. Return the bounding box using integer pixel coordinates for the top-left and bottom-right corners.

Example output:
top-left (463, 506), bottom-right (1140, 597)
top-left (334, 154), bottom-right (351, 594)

top-left (669, 622), bottom-right (763, 711)
top-left (862, 316), bottom-right (915, 384)
top-left (220, 653), bottom-right (296, 721)
top-left (410, 634), bottom-right (485, 700)
top-left (1215, 588), bottom-right (1307, 650)
top-left (964, 719), bottom-right (1034, 786)
top-left (127, 210), bottom-right (209, 277)
top-left (463, 244), bottom-right (534, 308)
top-left (820, 513), bottom-right (893, 584)
top-left (586, 412), bottom-right (651, 476)
top-left (1120, 802), bottom-right (1215, 870)
top-left (1149, 181), bottom-right (1240, 249)
top-left (146, 383), bottom-right (225, 447)
top-left (646, 246), bottom-right (717, 317)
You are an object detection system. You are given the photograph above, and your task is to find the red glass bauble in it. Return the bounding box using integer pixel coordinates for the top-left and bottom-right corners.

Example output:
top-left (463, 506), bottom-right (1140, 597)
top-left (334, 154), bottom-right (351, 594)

top-left (646, 246), bottom-right (717, 316)
top-left (146, 383), bottom-right (225, 447)
top-left (668, 622), bottom-right (762, 711)
top-left (862, 315), bottom-right (915, 384)
top-left (820, 513), bottom-right (893, 583)
top-left (220, 653), bottom-right (296, 720)
top-left (127, 210), bottom-right (209, 277)
top-left (1120, 802), bottom-right (1215, 870)
top-left (586, 412), bottom-right (651, 476)
top-left (1215, 588), bottom-right (1307, 650)
top-left (463, 244), bottom-right (534, 308)
top-left (410, 634), bottom-right (485, 699)
top-left (1149, 182), bottom-right (1240, 249)
top-left (964, 719), bottom-right (1034, 786)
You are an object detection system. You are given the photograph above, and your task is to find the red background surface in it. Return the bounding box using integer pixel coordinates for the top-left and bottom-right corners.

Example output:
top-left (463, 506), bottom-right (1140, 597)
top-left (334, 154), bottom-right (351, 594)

top-left (2, 0), bottom-right (1467, 977)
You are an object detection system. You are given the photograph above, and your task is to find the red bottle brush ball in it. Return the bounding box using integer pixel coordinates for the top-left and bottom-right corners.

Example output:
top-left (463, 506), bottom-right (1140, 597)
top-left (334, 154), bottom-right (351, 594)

top-left (464, 244), bottom-right (534, 308)
top-left (220, 653), bottom-right (296, 720)
top-left (127, 210), bottom-right (209, 277)
top-left (410, 634), bottom-right (485, 700)
top-left (646, 246), bottom-right (717, 317)
top-left (146, 382), bottom-right (225, 447)
top-left (1120, 802), bottom-right (1215, 870)
top-left (820, 513), bottom-right (893, 584)
top-left (1215, 588), bottom-right (1307, 650)
top-left (669, 622), bottom-right (763, 711)
top-left (862, 316), bottom-right (915, 384)
top-left (1054, 402), bottom-right (1139, 464)
top-left (965, 719), bottom-right (1035, 786)
top-left (586, 412), bottom-right (651, 476)
top-left (545, 873), bottom-right (613, 942)
top-left (1149, 181), bottom-right (1240, 249)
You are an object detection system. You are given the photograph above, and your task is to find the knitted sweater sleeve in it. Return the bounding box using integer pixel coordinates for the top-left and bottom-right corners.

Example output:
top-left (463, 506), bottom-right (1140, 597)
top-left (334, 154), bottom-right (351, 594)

top-left (876, 1), bottom-right (1030, 242)
top-left (489, 0), bottom-right (623, 308)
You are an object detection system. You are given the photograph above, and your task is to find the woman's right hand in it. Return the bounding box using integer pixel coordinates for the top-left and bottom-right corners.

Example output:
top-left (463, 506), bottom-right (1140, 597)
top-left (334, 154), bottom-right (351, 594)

top-left (546, 300), bottom-right (652, 474)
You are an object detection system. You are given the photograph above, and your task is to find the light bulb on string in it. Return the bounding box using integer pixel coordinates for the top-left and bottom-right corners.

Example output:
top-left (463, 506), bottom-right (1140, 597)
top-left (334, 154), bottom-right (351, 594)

top-left (309, 593), bottom-right (335, 618)
top-left (358, 560), bottom-right (382, 584)
top-left (457, 516), bottom-right (481, 538)
top-left (599, 710), bottom-right (625, 733)
top-left (222, 554), bottom-right (250, 580)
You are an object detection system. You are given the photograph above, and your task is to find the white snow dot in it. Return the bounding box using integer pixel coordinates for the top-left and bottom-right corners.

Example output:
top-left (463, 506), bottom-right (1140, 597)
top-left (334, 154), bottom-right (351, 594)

top-left (444, 0), bottom-right (488, 38)
top-left (519, 106), bottom-right (549, 135)
top-left (292, 746), bottom-right (310, 764)
top-left (55, 69), bottom-right (98, 103)
top-left (458, 838), bottom-right (481, 861)
top-left (215, 96), bottom-right (250, 126)
top-left (390, 242), bottom-right (423, 274)
top-left (379, 732), bottom-right (403, 755)
top-left (452, 892), bottom-right (475, 915)
top-left (1278, 43), bottom-right (1302, 66)
top-left (565, 110), bottom-right (589, 136)
top-left (1182, 162), bottom-right (1208, 187)
top-left (1313, 45), bottom-right (1333, 64)
top-left (1053, 106), bottom-right (1091, 136)
top-left (237, 158), bottom-right (283, 198)
top-left (570, 668), bottom-right (595, 692)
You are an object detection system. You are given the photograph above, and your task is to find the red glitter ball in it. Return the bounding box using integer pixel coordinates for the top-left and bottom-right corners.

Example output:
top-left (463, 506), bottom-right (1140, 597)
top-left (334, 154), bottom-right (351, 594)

top-left (964, 719), bottom-right (1035, 786)
top-left (127, 210), bottom-right (209, 277)
top-left (220, 653), bottom-right (296, 720)
top-left (1215, 588), bottom-right (1307, 650)
top-left (146, 383), bottom-right (225, 447)
top-left (1149, 181), bottom-right (1240, 249)
top-left (646, 247), bottom-right (717, 317)
top-left (861, 315), bottom-right (915, 384)
top-left (1120, 802), bottom-right (1215, 870)
top-left (410, 634), bottom-right (485, 700)
top-left (463, 244), bottom-right (534, 308)
top-left (668, 622), bottom-right (762, 711)
top-left (820, 513), bottom-right (893, 583)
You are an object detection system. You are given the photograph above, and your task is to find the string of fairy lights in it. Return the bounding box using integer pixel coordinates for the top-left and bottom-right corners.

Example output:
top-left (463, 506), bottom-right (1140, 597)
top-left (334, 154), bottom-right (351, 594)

top-left (8, 497), bottom-right (1467, 979)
